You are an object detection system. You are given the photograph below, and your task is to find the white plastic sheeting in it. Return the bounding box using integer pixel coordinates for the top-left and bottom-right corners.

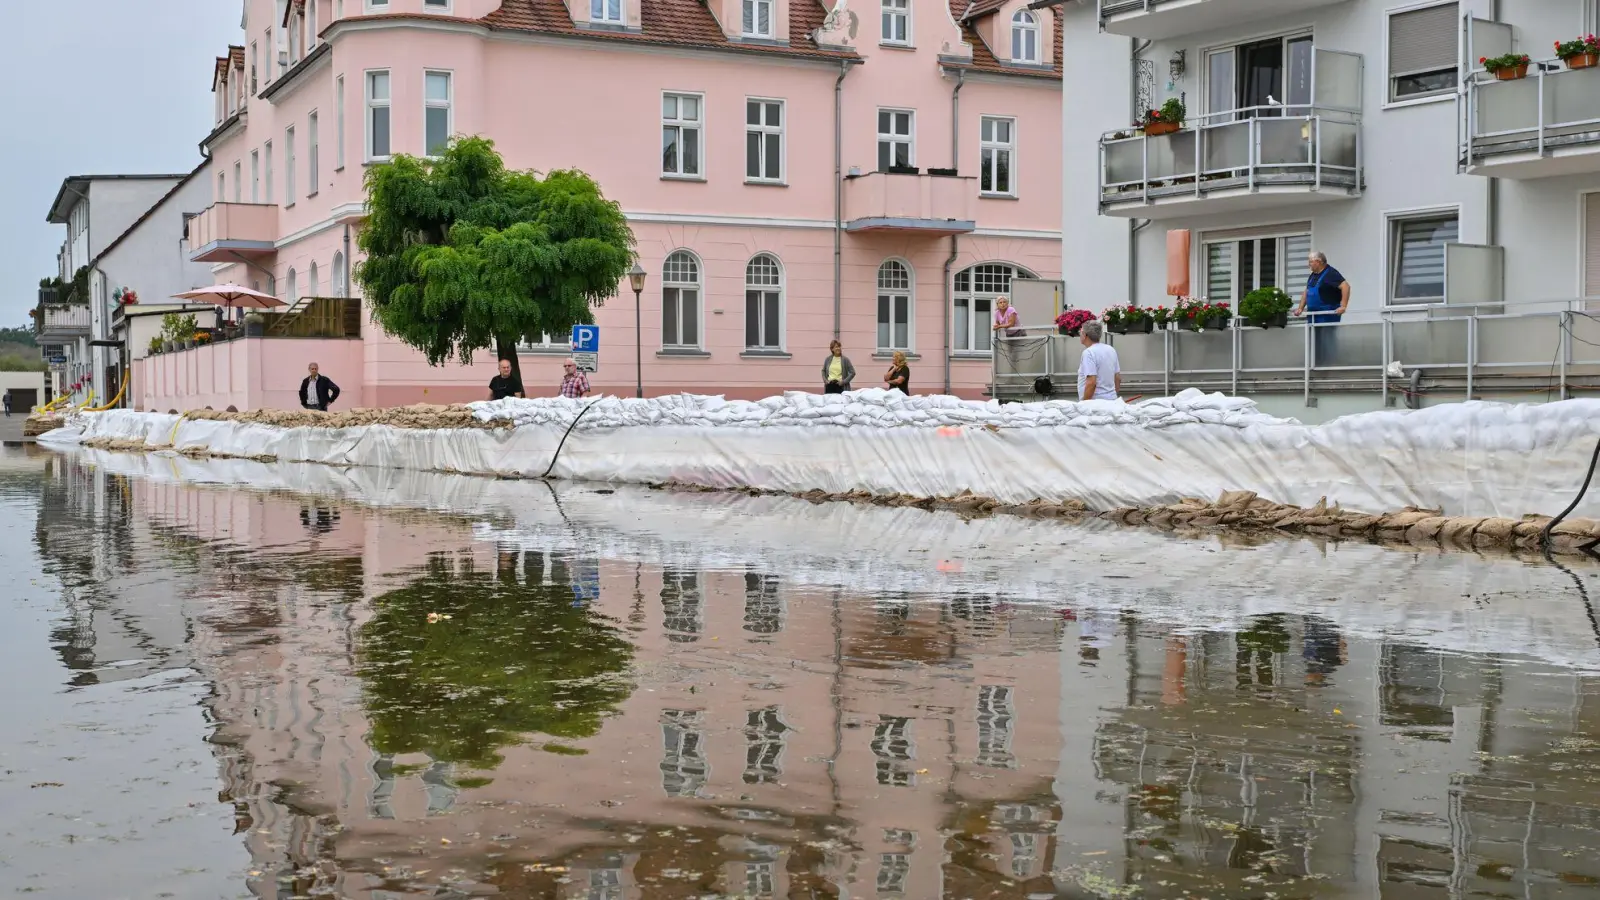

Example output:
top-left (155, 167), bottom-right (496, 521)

top-left (40, 389), bottom-right (1600, 518)
top-left (75, 449), bottom-right (1600, 671)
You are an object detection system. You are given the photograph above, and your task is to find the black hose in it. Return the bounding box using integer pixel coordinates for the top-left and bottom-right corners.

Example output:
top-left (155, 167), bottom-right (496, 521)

top-left (1542, 435), bottom-right (1600, 554)
top-left (542, 400), bottom-right (598, 479)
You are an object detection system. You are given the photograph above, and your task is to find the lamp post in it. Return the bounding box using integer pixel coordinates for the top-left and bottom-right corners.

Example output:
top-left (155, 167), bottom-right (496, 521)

top-left (627, 263), bottom-right (647, 399)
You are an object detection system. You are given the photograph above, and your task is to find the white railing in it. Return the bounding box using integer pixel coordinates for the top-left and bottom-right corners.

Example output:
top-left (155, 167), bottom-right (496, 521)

top-left (1463, 58), bottom-right (1600, 164)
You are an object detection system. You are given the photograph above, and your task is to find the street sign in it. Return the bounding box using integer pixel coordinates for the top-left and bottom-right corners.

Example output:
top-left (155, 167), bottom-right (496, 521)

top-left (46, 356), bottom-right (66, 365)
top-left (571, 325), bottom-right (599, 353)
top-left (572, 351), bottom-right (598, 373)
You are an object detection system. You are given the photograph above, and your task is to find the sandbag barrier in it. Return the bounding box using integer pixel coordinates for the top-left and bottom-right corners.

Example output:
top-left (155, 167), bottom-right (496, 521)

top-left (22, 414), bottom-right (63, 438)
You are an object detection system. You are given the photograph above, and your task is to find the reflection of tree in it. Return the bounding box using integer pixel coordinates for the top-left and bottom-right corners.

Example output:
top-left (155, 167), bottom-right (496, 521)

top-left (358, 554), bottom-right (635, 770)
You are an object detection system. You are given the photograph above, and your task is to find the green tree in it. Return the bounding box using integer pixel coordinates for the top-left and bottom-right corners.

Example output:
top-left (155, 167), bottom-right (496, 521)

top-left (355, 136), bottom-right (635, 381)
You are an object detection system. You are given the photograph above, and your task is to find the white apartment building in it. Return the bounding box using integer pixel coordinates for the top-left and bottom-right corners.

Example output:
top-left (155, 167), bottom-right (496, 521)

top-left (1039, 0), bottom-right (1600, 417)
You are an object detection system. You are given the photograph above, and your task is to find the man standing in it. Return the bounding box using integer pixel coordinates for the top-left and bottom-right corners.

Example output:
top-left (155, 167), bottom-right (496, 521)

top-left (1077, 320), bottom-right (1121, 401)
top-left (299, 362), bottom-right (341, 411)
top-left (559, 358), bottom-right (591, 398)
top-left (1294, 251), bottom-right (1350, 365)
top-left (2, 393), bottom-right (10, 417)
top-left (488, 358), bottom-right (525, 400)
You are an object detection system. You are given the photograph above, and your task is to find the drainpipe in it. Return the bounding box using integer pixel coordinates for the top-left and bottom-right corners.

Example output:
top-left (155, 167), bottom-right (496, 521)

top-left (1129, 38), bottom-right (1153, 308)
top-left (950, 69), bottom-right (966, 173)
top-left (1485, 0), bottom-right (1502, 260)
top-left (832, 60), bottom-right (853, 341)
top-left (943, 235), bottom-right (960, 395)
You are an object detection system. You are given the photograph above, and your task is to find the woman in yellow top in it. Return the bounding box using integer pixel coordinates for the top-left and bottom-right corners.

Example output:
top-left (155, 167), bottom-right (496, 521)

top-left (821, 340), bottom-right (855, 394)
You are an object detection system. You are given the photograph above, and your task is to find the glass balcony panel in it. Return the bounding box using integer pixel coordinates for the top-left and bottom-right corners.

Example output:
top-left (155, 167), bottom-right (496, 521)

top-left (1476, 77), bottom-right (1539, 136)
top-left (1320, 121), bottom-right (1359, 169)
top-left (1547, 68), bottom-right (1600, 130)
top-left (1310, 322), bottom-right (1382, 368)
top-left (1172, 330), bottom-right (1232, 372)
top-left (1147, 130), bottom-right (1197, 180)
top-left (1202, 121), bottom-right (1250, 172)
top-left (1390, 320), bottom-right (1468, 367)
top-left (1571, 314), bottom-right (1600, 365)
top-left (1314, 49), bottom-right (1362, 111)
top-left (1258, 119), bottom-right (1311, 167)
top-left (1105, 139), bottom-right (1144, 186)
top-left (1111, 332), bottom-right (1164, 374)
top-left (1477, 315), bottom-right (1558, 367)
top-left (1240, 326), bottom-right (1305, 371)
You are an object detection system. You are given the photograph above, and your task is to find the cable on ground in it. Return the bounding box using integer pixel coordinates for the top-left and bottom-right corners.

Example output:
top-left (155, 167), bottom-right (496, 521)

top-left (542, 399), bottom-right (599, 479)
top-left (1543, 435), bottom-right (1600, 556)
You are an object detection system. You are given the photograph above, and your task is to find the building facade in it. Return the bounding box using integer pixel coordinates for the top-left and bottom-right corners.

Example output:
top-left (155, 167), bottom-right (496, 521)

top-left (163, 0), bottom-right (1063, 410)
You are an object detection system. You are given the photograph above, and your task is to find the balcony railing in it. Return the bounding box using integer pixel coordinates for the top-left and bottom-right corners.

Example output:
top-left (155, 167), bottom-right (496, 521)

top-left (1097, 0), bottom-right (1352, 39)
top-left (843, 170), bottom-right (976, 235)
top-left (187, 202), bottom-right (279, 262)
top-left (34, 304), bottom-right (92, 340)
top-left (992, 299), bottom-right (1599, 404)
top-left (1462, 59), bottom-right (1600, 179)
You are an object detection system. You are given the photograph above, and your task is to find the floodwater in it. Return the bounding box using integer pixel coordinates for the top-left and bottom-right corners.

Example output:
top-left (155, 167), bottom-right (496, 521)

top-left (3, 448), bottom-right (1600, 900)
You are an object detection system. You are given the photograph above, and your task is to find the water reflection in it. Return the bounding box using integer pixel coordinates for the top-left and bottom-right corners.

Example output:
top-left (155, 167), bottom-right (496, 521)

top-left (7, 449), bottom-right (1600, 899)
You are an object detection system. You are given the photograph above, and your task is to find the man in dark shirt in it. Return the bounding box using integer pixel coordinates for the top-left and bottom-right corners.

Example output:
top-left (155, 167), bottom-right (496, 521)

top-left (1294, 251), bottom-right (1350, 366)
top-left (488, 358), bottom-right (524, 400)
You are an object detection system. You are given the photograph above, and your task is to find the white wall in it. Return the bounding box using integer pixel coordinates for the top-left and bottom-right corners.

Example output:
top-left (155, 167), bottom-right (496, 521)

top-left (1062, 0), bottom-right (1598, 314)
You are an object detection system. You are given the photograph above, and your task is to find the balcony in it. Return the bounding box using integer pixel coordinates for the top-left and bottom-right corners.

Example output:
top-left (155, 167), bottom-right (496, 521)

top-left (34, 304), bottom-right (91, 343)
top-left (1462, 61), bottom-right (1600, 179)
top-left (188, 202), bottom-right (279, 263)
top-left (1097, 0), bottom-right (1351, 40)
top-left (843, 171), bottom-right (976, 236)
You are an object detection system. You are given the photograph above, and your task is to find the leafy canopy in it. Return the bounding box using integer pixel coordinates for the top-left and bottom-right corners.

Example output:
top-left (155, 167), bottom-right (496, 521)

top-left (356, 136), bottom-right (635, 366)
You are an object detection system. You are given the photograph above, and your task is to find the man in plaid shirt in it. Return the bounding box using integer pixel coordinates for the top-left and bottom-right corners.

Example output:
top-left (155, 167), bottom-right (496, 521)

top-left (559, 358), bottom-right (591, 398)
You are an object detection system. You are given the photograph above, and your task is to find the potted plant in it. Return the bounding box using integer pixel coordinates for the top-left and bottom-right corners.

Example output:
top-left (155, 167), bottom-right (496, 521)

top-left (193, 331), bottom-right (212, 347)
top-left (1123, 305), bottom-right (1155, 335)
top-left (1055, 309), bottom-right (1095, 337)
top-left (1240, 287), bottom-right (1293, 329)
top-left (1555, 35), bottom-right (1600, 70)
top-left (1481, 52), bottom-right (1531, 80)
top-left (243, 311), bottom-right (266, 337)
top-left (1150, 305), bottom-right (1174, 330)
top-left (1206, 301), bottom-right (1233, 330)
top-left (1101, 306), bottom-right (1125, 335)
top-left (1141, 98), bottom-right (1185, 136)
top-left (147, 336), bottom-right (163, 356)
top-left (885, 164), bottom-right (920, 176)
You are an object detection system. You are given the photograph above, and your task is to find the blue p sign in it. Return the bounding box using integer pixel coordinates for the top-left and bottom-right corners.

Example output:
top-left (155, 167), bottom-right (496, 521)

top-left (571, 325), bottom-right (600, 353)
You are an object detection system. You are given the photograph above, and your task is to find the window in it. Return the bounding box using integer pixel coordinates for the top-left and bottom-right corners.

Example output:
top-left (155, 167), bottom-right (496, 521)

top-left (660, 569), bottom-right (702, 641)
top-left (662, 251), bottom-right (701, 348)
top-left (745, 99), bottom-right (783, 183)
top-left (250, 150), bottom-right (260, 202)
top-left (287, 267), bottom-right (299, 306)
top-left (871, 716), bottom-right (915, 787)
top-left (662, 93), bottom-right (702, 178)
top-left (332, 251), bottom-right (347, 296)
top-left (284, 125), bottom-right (296, 204)
top-left (307, 261), bottom-right (319, 298)
top-left (742, 0), bottom-right (772, 37)
top-left (424, 71), bottom-right (451, 157)
top-left (660, 710), bottom-right (708, 798)
top-left (881, 0), bottom-right (909, 45)
top-left (1011, 10), bottom-right (1039, 63)
top-left (263, 141), bottom-right (274, 205)
top-left (744, 253), bottom-right (783, 350)
top-left (1389, 212), bottom-right (1458, 304)
top-left (308, 112), bottom-right (319, 195)
top-left (743, 573), bottom-right (783, 634)
top-left (878, 855), bottom-right (910, 895)
top-left (976, 685), bottom-right (1016, 769)
top-left (335, 76), bottom-right (346, 169)
top-left (264, 29), bottom-right (273, 83)
top-left (876, 260), bottom-right (912, 351)
top-left (233, 161), bottom-right (242, 202)
top-left (366, 70), bottom-right (391, 160)
top-left (424, 0), bottom-right (449, 7)
top-left (217, 171), bottom-right (225, 201)
top-left (1204, 35), bottom-right (1313, 116)
top-left (877, 109), bottom-right (913, 170)
top-left (1201, 229), bottom-right (1311, 305)
top-left (591, 0), bottom-right (622, 23)
top-left (979, 116), bottom-right (1015, 196)
top-left (954, 263), bottom-right (1035, 352)
top-left (743, 707), bottom-right (788, 784)
top-left (1388, 2), bottom-right (1458, 103)
top-left (368, 0), bottom-right (389, 6)
top-left (249, 42), bottom-right (258, 94)
top-left (307, 0), bottom-right (317, 48)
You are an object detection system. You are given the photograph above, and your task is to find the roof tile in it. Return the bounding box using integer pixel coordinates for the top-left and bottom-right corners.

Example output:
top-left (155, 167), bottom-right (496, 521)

top-left (480, 0), bottom-right (855, 60)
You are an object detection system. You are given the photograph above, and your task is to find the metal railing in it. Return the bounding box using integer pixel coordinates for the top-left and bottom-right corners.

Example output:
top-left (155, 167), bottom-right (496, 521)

top-left (992, 299), bottom-right (1600, 404)
top-left (34, 304), bottom-right (92, 337)
top-left (1101, 105), bottom-right (1362, 210)
top-left (1463, 57), bottom-right (1600, 165)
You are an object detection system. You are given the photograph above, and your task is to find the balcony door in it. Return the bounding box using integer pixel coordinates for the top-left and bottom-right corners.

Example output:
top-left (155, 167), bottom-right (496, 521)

top-left (1201, 226), bottom-right (1312, 307)
top-left (1207, 35), bottom-right (1312, 119)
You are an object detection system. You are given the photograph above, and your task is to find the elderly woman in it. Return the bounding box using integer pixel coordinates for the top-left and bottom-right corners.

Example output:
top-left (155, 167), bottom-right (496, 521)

top-left (822, 340), bottom-right (855, 393)
top-left (883, 351), bottom-right (911, 394)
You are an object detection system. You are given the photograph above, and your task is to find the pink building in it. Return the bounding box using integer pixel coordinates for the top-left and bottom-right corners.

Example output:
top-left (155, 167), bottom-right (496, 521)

top-left (141, 0), bottom-right (1061, 410)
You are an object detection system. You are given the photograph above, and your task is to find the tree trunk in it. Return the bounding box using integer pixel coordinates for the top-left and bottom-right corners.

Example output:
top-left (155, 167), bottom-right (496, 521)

top-left (497, 337), bottom-right (522, 387)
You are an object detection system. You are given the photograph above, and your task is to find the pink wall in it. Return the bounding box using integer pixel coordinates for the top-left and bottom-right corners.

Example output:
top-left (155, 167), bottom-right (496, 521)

top-left (199, 0), bottom-right (1063, 407)
top-left (133, 337), bottom-right (363, 412)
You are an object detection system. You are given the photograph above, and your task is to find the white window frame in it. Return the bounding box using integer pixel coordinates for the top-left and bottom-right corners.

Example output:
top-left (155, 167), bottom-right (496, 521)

top-left (335, 75), bottom-right (345, 170)
top-left (287, 267), bottom-right (299, 306)
top-left (1199, 228), bottom-right (1311, 308)
top-left (249, 42), bottom-right (258, 94)
top-left (661, 249), bottom-right (704, 349)
top-left (307, 261), bottom-right (319, 298)
top-left (744, 253), bottom-right (785, 351)
top-left (332, 250), bottom-right (347, 297)
top-left (218, 171), bottom-right (226, 202)
top-left (307, 111), bottom-right (320, 196)
top-left (284, 125), bottom-right (296, 206)
top-left (661, 91), bottom-right (704, 179)
top-left (366, 69), bottom-right (391, 161)
top-left (876, 258), bottom-right (914, 352)
top-left (1383, 206), bottom-right (1460, 306)
top-left (881, 0), bottom-right (910, 46)
top-left (424, 70), bottom-right (453, 158)
top-left (365, 0), bottom-right (390, 8)
top-left (264, 140), bottom-right (274, 203)
top-left (233, 161), bottom-right (242, 202)
top-left (742, 0), bottom-right (774, 37)
top-left (1011, 10), bottom-right (1040, 64)
top-left (422, 0), bottom-right (450, 9)
top-left (979, 115), bottom-right (1016, 197)
top-left (250, 150), bottom-right (260, 203)
top-left (591, 0), bottom-right (623, 24)
top-left (263, 28), bottom-right (274, 84)
top-left (745, 98), bottom-right (785, 185)
top-left (1383, 0), bottom-right (1460, 108)
top-left (953, 262), bottom-right (1036, 354)
top-left (876, 108), bottom-right (914, 171)
top-left (307, 0), bottom-right (317, 48)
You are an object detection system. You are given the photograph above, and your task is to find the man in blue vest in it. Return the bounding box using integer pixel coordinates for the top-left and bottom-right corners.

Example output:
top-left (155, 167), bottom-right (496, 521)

top-left (1294, 251), bottom-right (1350, 367)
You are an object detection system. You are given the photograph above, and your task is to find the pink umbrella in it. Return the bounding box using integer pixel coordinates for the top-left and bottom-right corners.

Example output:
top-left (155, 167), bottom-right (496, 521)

top-left (172, 283), bottom-right (286, 309)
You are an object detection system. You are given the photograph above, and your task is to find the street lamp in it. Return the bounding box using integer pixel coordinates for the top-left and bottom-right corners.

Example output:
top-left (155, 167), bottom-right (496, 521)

top-left (627, 263), bottom-right (647, 399)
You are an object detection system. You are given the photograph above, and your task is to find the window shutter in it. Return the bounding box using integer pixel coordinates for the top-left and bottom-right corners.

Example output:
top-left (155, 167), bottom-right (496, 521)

top-left (1205, 243), bottom-right (1233, 304)
top-left (1284, 234), bottom-right (1312, 276)
top-left (1389, 3), bottom-right (1459, 76)
top-left (1585, 193), bottom-right (1600, 299)
top-left (1396, 216), bottom-right (1459, 300)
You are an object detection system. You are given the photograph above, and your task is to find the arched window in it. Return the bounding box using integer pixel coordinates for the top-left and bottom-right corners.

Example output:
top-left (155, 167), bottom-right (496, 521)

top-left (954, 263), bottom-right (1036, 352)
top-left (744, 253), bottom-right (783, 350)
top-left (266, 273), bottom-right (277, 300)
top-left (332, 251), bottom-right (346, 297)
top-left (1011, 10), bottom-right (1039, 64)
top-left (286, 267), bottom-right (298, 306)
top-left (307, 261), bottom-right (319, 299)
top-left (661, 250), bottom-right (701, 349)
top-left (876, 260), bottom-right (913, 351)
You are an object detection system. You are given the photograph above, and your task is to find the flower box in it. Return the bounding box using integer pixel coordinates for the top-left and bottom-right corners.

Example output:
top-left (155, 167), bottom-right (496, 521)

top-left (1495, 63), bottom-right (1529, 80)
top-left (1567, 52), bottom-right (1599, 70)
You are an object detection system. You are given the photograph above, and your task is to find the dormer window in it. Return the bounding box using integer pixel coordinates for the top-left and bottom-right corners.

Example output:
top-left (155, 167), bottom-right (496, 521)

top-left (742, 0), bottom-right (773, 37)
top-left (591, 0), bottom-right (622, 24)
top-left (881, 0), bottom-right (909, 45)
top-left (1011, 10), bottom-right (1039, 64)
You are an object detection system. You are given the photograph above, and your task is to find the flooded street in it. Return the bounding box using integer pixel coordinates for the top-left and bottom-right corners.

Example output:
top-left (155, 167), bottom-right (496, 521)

top-left (3, 448), bottom-right (1600, 899)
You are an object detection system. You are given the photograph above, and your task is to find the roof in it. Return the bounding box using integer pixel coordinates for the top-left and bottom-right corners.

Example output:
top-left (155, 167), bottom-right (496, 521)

top-left (946, 0), bottom-right (1062, 80)
top-left (90, 161), bottom-right (210, 267)
top-left (479, 0), bottom-right (857, 61)
top-left (213, 45), bottom-right (244, 92)
top-left (46, 175), bottom-right (193, 224)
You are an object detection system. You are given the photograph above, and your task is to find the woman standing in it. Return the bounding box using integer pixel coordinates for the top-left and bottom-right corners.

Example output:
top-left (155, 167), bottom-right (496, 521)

top-left (883, 351), bottom-right (911, 395)
top-left (821, 340), bottom-right (855, 394)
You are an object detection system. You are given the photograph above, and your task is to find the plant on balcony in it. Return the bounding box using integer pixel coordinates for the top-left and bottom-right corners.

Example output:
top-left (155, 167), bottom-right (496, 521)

top-left (1150, 305), bottom-right (1174, 329)
top-left (1480, 52), bottom-right (1531, 80)
top-left (148, 336), bottom-right (163, 356)
top-left (356, 136), bottom-right (634, 386)
top-left (1103, 304), bottom-right (1154, 335)
top-left (1178, 298), bottom-right (1231, 332)
top-left (1140, 98), bottom-right (1186, 136)
top-left (1240, 287), bottom-right (1293, 329)
top-left (113, 287), bottom-right (139, 306)
top-left (1555, 35), bottom-right (1600, 69)
top-left (193, 332), bottom-right (212, 346)
top-left (1055, 309), bottom-right (1096, 337)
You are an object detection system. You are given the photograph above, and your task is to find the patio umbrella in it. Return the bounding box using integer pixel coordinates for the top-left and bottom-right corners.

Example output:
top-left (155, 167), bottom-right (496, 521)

top-left (171, 283), bottom-right (285, 309)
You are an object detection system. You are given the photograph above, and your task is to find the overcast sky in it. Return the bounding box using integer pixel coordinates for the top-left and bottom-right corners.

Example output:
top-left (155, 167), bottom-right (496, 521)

top-left (4, 1), bottom-right (239, 329)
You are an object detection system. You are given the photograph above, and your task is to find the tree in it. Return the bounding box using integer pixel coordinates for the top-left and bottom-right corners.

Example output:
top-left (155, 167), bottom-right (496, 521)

top-left (355, 136), bottom-right (635, 382)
